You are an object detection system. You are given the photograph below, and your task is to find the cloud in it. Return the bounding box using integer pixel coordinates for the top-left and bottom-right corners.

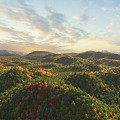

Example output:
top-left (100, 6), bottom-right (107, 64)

top-left (101, 7), bottom-right (108, 12)
top-left (0, 6), bottom-right (28, 22)
top-left (0, 1), bottom-right (89, 38)
top-left (111, 7), bottom-right (120, 12)
top-left (3, 0), bottom-right (118, 53)
top-left (29, 15), bottom-right (51, 33)
top-left (73, 14), bottom-right (88, 22)
top-left (48, 10), bottom-right (66, 24)
top-left (101, 7), bottom-right (120, 12)
top-left (110, 35), bottom-right (120, 46)
top-left (72, 36), bottom-right (120, 52)
top-left (0, 8), bottom-right (89, 52)
top-left (0, 5), bottom-right (51, 33)
top-left (0, 40), bottom-right (74, 53)
top-left (47, 10), bottom-right (67, 32)
top-left (17, 0), bottom-right (28, 7)
top-left (116, 14), bottom-right (120, 19)
top-left (0, 25), bottom-right (34, 43)
top-left (105, 22), bottom-right (113, 31)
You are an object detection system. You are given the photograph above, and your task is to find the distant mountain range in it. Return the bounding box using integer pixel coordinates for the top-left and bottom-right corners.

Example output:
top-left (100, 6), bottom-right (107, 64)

top-left (0, 50), bottom-right (27, 56)
top-left (0, 50), bottom-right (120, 66)
top-left (0, 50), bottom-right (120, 59)
top-left (100, 50), bottom-right (120, 54)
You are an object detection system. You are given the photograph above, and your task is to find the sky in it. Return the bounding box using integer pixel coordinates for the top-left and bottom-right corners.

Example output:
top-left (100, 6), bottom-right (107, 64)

top-left (0, 0), bottom-right (120, 53)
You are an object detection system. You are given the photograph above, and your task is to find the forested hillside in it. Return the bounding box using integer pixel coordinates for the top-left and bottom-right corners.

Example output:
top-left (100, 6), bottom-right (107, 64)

top-left (0, 51), bottom-right (120, 120)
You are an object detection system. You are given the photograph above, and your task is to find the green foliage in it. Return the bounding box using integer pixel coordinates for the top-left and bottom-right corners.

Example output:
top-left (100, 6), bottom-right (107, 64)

top-left (65, 72), bottom-right (119, 106)
top-left (0, 67), bottom-right (28, 92)
top-left (0, 51), bottom-right (120, 119)
top-left (0, 79), bottom-right (119, 120)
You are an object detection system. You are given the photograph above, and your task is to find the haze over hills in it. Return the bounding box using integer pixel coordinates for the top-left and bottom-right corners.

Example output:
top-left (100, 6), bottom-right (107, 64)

top-left (0, 50), bottom-right (27, 56)
top-left (100, 50), bottom-right (120, 55)
top-left (0, 49), bottom-right (120, 56)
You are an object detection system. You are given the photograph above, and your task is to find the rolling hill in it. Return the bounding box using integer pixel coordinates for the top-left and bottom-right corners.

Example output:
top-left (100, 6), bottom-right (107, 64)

top-left (0, 50), bottom-right (120, 119)
top-left (76, 51), bottom-right (120, 60)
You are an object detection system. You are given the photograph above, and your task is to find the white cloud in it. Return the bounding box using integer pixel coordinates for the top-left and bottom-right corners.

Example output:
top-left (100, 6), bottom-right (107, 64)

top-left (111, 8), bottom-right (120, 11)
top-left (101, 7), bottom-right (120, 12)
top-left (0, 0), bottom-right (120, 53)
top-left (73, 14), bottom-right (88, 22)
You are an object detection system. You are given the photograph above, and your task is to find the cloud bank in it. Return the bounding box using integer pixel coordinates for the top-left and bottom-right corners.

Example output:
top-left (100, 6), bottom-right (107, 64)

top-left (0, 0), bottom-right (120, 53)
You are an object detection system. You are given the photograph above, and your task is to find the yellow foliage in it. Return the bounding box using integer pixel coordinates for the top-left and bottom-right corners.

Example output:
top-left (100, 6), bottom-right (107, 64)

top-left (17, 66), bottom-right (24, 71)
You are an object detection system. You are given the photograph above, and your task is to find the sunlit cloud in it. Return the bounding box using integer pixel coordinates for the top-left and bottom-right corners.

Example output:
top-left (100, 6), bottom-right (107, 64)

top-left (0, 0), bottom-right (120, 53)
top-left (73, 14), bottom-right (89, 22)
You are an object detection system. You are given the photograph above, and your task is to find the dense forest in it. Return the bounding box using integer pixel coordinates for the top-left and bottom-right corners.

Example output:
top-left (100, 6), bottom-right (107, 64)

top-left (0, 51), bottom-right (120, 120)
